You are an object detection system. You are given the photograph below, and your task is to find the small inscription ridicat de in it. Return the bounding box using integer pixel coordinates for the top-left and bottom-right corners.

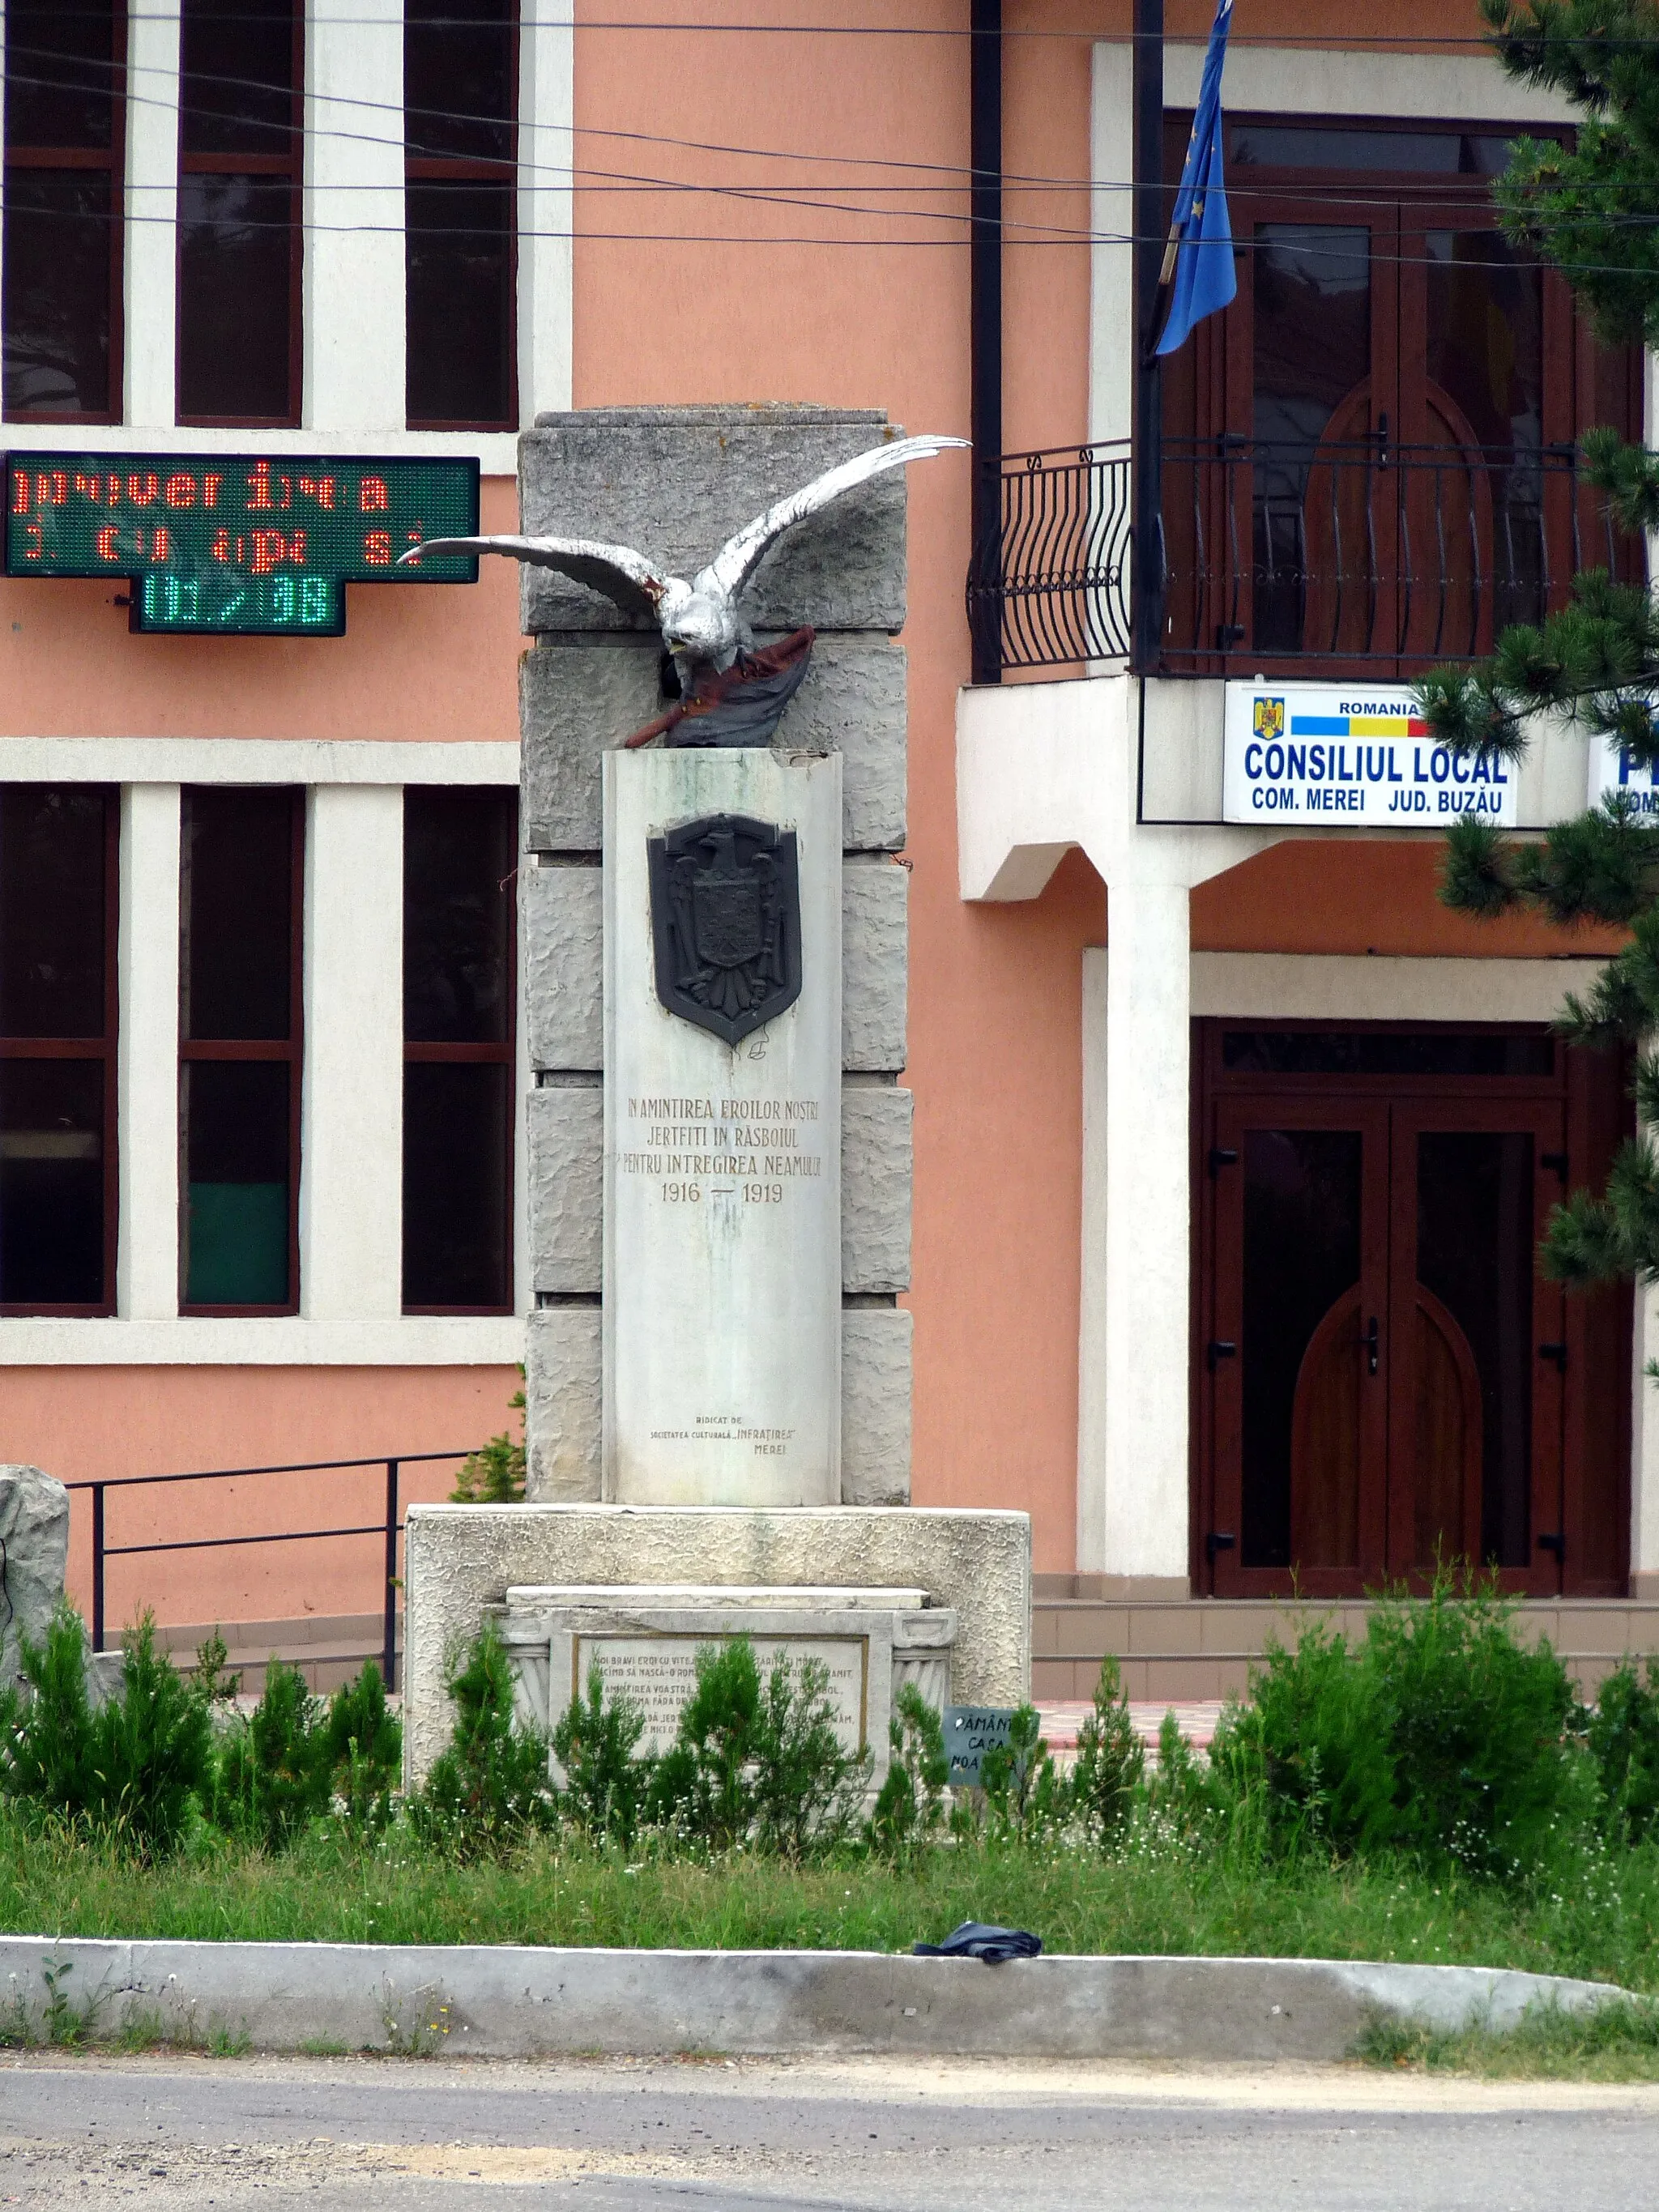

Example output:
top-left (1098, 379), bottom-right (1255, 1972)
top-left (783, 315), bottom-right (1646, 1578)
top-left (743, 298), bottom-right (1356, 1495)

top-left (576, 1634), bottom-right (868, 1756)
top-left (942, 1704), bottom-right (1017, 1787)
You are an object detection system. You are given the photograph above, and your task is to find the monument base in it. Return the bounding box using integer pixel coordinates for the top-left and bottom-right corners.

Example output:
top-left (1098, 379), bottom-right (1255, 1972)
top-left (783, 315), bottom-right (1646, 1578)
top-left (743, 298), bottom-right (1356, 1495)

top-left (494, 1584), bottom-right (956, 1790)
top-left (402, 1503), bottom-right (1030, 1786)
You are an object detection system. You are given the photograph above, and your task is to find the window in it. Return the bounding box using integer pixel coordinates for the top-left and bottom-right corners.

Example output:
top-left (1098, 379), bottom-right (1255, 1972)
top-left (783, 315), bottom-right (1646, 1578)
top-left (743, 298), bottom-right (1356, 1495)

top-left (403, 788), bottom-right (517, 1311)
top-left (1158, 116), bottom-right (1644, 676)
top-left (179, 789), bottom-right (303, 1311)
top-left (2, 0), bottom-right (125, 420)
top-left (177, 0), bottom-right (302, 424)
top-left (0, 787), bottom-right (117, 1313)
top-left (404, 1), bottom-right (517, 429)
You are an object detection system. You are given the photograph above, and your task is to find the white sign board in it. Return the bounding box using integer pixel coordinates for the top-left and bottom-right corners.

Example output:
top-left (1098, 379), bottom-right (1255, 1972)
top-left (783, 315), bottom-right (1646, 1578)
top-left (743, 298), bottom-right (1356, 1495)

top-left (603, 747), bottom-right (842, 1509)
top-left (1589, 735), bottom-right (1659, 816)
top-left (574, 1631), bottom-right (868, 1756)
top-left (1223, 681), bottom-right (1518, 828)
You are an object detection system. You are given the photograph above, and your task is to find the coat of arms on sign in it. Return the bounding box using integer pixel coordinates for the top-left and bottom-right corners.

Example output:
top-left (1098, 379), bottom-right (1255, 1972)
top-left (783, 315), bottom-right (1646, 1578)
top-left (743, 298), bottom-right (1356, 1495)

top-left (1252, 695), bottom-right (1286, 741)
top-left (647, 813), bottom-right (803, 1046)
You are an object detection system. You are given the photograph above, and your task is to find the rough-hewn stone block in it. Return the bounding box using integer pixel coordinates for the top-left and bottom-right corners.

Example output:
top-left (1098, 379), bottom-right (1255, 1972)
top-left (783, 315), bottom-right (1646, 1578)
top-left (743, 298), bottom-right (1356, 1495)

top-left (0, 1467), bottom-right (67, 1692)
top-left (841, 1309), bottom-right (913, 1507)
top-left (523, 1308), bottom-right (603, 1503)
top-left (781, 637), bottom-right (906, 851)
top-left (521, 643), bottom-right (660, 852)
top-left (528, 1086), bottom-right (603, 1294)
top-left (842, 1085), bottom-right (912, 1294)
top-left (519, 407), bottom-right (907, 637)
top-left (523, 863), bottom-right (603, 1072)
top-left (842, 857), bottom-right (908, 1072)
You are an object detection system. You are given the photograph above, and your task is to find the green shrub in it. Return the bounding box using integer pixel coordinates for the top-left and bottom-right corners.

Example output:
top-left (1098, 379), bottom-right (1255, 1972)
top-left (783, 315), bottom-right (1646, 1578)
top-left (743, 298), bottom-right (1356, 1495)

top-left (1588, 1658), bottom-right (1659, 1843)
top-left (552, 1665), bottom-right (650, 1851)
top-left (1367, 1579), bottom-right (1585, 1879)
top-left (748, 1655), bottom-right (869, 1860)
top-left (450, 1370), bottom-right (527, 1502)
top-left (1072, 1656), bottom-right (1145, 1848)
top-left (412, 1622), bottom-right (553, 1857)
top-left (979, 1704), bottom-right (1068, 1845)
top-left (1147, 1710), bottom-right (1222, 1840)
top-left (1216, 1623), bottom-right (1398, 1860)
top-left (868, 1683), bottom-right (948, 1859)
top-left (318, 1662), bottom-right (400, 1835)
top-left (207, 1658), bottom-right (399, 1850)
top-left (1211, 1576), bottom-right (1590, 1881)
top-left (216, 1660), bottom-right (323, 1850)
top-left (0, 1608), bottom-right (213, 1860)
top-left (647, 1636), bottom-right (867, 1857)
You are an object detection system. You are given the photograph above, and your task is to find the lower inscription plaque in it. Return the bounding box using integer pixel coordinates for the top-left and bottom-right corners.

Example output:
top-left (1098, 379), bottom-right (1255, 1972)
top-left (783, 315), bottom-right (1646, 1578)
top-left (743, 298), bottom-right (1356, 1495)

top-left (574, 1632), bottom-right (868, 1755)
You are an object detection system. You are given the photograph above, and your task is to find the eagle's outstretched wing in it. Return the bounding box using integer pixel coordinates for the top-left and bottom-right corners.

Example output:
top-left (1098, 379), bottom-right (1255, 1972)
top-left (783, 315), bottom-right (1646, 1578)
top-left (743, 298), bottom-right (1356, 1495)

top-left (700, 433), bottom-right (967, 603)
top-left (398, 535), bottom-right (668, 620)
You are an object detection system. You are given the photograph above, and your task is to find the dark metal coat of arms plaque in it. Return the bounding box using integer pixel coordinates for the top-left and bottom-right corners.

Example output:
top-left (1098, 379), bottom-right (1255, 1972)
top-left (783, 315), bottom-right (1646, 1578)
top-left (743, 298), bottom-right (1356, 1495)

top-left (647, 812), bottom-right (802, 1046)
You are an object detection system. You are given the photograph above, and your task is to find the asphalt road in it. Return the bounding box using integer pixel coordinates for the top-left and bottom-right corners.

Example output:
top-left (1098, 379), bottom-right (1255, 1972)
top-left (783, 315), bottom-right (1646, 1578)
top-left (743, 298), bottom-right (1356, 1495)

top-left (2, 2052), bottom-right (1657, 2210)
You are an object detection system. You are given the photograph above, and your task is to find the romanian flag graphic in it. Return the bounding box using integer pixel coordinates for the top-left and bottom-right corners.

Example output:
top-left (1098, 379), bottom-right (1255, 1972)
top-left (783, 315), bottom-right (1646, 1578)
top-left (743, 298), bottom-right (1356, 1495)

top-left (1290, 712), bottom-right (1431, 737)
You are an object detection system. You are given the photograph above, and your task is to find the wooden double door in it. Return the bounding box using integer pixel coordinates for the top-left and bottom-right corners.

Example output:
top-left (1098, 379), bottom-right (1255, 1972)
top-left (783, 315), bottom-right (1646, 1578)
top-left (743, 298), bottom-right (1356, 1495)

top-left (1198, 1027), bottom-right (1632, 1599)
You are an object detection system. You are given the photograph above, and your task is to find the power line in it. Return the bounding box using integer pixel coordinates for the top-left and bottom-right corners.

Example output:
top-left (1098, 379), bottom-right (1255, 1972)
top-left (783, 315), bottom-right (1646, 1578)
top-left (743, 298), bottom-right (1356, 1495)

top-left (4, 57), bottom-right (1639, 244)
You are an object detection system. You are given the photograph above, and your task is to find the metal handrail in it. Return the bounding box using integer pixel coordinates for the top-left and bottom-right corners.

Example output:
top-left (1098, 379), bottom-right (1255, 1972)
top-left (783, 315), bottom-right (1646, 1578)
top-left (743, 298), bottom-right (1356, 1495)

top-left (966, 434), bottom-right (1634, 678)
top-left (64, 1449), bottom-right (477, 1690)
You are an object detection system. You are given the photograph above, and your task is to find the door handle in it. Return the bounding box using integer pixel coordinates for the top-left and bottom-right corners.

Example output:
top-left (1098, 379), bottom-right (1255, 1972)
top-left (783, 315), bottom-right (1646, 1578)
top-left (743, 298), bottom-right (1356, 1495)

top-left (1537, 1532), bottom-right (1565, 1559)
top-left (1539, 1342), bottom-right (1567, 1373)
top-left (1207, 1340), bottom-right (1236, 1372)
top-left (1362, 1315), bottom-right (1380, 1375)
top-left (1207, 1532), bottom-right (1236, 1561)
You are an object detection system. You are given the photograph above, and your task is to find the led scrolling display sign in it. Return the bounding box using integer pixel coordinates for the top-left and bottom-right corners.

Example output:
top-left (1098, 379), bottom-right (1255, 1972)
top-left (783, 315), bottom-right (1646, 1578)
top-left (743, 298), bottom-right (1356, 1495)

top-left (3, 453), bottom-right (480, 634)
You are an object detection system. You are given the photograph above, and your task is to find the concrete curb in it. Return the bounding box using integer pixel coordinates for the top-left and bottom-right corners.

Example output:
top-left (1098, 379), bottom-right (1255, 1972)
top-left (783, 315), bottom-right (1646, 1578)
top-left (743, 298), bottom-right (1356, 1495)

top-left (0, 1938), bottom-right (1636, 2062)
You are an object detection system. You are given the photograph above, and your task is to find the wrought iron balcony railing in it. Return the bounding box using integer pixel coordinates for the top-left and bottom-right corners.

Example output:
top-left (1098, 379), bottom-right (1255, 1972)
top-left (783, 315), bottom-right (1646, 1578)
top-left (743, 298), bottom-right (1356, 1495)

top-left (965, 435), bottom-right (1637, 679)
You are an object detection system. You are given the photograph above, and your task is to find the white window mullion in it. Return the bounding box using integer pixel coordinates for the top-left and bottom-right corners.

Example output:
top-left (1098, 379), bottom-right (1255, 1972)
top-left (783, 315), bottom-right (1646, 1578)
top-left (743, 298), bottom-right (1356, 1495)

top-left (301, 784), bottom-right (404, 1320)
top-left (305, 0), bottom-right (405, 431)
top-left (126, 0), bottom-right (181, 428)
top-left (117, 783), bottom-right (181, 1318)
top-left (518, 0), bottom-right (574, 420)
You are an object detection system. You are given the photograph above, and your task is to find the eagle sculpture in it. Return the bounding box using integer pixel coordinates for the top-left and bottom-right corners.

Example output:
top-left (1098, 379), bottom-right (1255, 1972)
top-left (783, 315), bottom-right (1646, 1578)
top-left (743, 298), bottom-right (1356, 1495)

top-left (398, 432), bottom-right (966, 746)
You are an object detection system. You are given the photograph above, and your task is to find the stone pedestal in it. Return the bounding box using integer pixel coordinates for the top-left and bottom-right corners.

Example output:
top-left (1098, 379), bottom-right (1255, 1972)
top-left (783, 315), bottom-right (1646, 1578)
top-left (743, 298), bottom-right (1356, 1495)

top-left (403, 1502), bottom-right (1028, 1783)
top-left (604, 748), bottom-right (842, 1506)
top-left (398, 407), bottom-right (1030, 1791)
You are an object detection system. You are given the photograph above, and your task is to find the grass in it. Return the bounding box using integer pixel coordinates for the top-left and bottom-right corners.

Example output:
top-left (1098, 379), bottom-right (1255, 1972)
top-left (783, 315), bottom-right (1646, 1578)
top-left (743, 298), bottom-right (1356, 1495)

top-left (4, 1809), bottom-right (1659, 2074)
top-left (1358, 2001), bottom-right (1659, 2082)
top-left (4, 1804), bottom-right (1658, 1992)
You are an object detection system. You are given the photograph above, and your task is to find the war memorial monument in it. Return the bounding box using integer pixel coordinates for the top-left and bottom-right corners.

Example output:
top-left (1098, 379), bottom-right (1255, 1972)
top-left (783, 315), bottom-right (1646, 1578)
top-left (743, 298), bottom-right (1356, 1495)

top-left (400, 406), bottom-right (1031, 1788)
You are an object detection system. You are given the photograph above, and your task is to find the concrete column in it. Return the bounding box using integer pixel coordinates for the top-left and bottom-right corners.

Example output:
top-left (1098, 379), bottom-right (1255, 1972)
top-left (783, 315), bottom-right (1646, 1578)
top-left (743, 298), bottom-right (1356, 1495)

top-left (1632, 1286), bottom-right (1659, 1597)
top-left (518, 0), bottom-right (574, 418)
top-left (1100, 876), bottom-right (1192, 1589)
top-left (301, 785), bottom-right (404, 1321)
top-left (117, 785), bottom-right (181, 1319)
top-left (1076, 946), bottom-right (1109, 1572)
top-left (126, 0), bottom-right (181, 428)
top-left (305, 0), bottom-right (405, 431)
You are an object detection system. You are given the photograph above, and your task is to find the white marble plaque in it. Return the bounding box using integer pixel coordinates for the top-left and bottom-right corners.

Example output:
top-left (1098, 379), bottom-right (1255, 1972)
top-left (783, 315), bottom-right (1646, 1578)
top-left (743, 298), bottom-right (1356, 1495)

top-left (603, 748), bottom-right (842, 1504)
top-left (574, 1632), bottom-right (868, 1755)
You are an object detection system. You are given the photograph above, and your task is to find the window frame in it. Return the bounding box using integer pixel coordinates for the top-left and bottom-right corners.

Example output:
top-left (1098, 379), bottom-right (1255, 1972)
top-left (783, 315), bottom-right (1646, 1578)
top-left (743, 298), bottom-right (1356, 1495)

top-left (174, 0), bottom-right (305, 429)
top-left (401, 784), bottom-right (518, 1317)
top-left (1, 2), bottom-right (128, 425)
top-left (403, 2), bottom-right (520, 434)
top-left (0, 784), bottom-right (120, 1316)
top-left (177, 784), bottom-right (305, 1317)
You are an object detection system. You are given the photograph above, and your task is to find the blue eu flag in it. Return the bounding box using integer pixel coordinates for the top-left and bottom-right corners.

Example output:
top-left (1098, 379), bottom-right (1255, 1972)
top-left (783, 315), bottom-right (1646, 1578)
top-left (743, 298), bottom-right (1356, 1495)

top-left (1154, 0), bottom-right (1236, 358)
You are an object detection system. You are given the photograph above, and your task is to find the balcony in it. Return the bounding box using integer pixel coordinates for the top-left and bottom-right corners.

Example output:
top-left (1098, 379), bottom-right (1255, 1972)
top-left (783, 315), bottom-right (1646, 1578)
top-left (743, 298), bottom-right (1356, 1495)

top-left (966, 436), bottom-right (1638, 681)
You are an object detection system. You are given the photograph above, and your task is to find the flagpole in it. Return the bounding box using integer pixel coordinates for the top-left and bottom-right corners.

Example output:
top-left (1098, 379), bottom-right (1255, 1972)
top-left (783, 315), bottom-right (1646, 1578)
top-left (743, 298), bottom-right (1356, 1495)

top-left (1132, 0), bottom-right (1165, 674)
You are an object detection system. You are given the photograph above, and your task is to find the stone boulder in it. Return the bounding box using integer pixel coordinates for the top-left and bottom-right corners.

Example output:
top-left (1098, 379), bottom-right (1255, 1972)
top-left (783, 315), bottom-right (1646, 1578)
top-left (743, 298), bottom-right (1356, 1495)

top-left (0, 1465), bottom-right (70, 1692)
